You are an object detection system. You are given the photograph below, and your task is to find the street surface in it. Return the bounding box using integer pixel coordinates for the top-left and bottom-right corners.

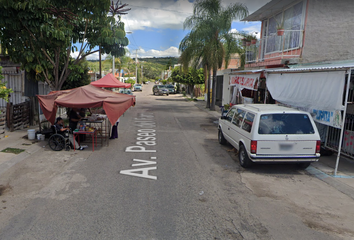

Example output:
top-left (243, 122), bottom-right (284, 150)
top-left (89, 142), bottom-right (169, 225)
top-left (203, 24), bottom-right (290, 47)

top-left (0, 82), bottom-right (354, 239)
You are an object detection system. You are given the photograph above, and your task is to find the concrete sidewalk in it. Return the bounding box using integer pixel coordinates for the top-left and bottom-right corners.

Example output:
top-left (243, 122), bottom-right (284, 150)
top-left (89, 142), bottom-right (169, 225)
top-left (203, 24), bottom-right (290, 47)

top-left (0, 127), bottom-right (44, 177)
top-left (191, 98), bottom-right (354, 199)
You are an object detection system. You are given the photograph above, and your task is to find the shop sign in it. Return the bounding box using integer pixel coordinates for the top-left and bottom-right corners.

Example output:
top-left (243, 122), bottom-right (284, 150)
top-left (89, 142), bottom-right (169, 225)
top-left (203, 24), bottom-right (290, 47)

top-left (229, 74), bottom-right (259, 90)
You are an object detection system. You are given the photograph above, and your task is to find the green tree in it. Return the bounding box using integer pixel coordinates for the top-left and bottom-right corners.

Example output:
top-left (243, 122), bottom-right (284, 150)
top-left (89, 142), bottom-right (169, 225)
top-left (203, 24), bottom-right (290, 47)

top-left (0, 67), bottom-right (13, 102)
top-left (179, 0), bottom-right (248, 110)
top-left (0, 0), bottom-right (129, 91)
top-left (104, 55), bottom-right (133, 77)
top-left (125, 79), bottom-right (135, 89)
top-left (61, 59), bottom-right (91, 90)
top-left (171, 66), bottom-right (204, 98)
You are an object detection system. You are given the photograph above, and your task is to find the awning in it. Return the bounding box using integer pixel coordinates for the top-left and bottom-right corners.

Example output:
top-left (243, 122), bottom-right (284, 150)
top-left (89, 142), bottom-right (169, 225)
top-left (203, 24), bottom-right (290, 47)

top-left (266, 71), bottom-right (346, 128)
top-left (229, 73), bottom-right (261, 90)
top-left (91, 73), bottom-right (131, 88)
top-left (37, 84), bottom-right (135, 125)
top-left (242, 0), bottom-right (297, 21)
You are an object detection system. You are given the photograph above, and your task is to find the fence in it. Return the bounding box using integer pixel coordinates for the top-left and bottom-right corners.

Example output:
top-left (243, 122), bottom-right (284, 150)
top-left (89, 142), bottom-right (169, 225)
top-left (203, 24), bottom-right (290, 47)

top-left (6, 101), bottom-right (31, 131)
top-left (0, 71), bottom-right (25, 108)
top-left (325, 78), bottom-right (354, 159)
top-left (0, 108), bottom-right (5, 139)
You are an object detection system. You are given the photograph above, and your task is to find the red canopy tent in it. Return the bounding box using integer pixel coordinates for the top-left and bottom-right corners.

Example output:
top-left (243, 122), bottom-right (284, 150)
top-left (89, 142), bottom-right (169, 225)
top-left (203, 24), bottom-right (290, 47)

top-left (37, 84), bottom-right (135, 125)
top-left (90, 73), bottom-right (131, 88)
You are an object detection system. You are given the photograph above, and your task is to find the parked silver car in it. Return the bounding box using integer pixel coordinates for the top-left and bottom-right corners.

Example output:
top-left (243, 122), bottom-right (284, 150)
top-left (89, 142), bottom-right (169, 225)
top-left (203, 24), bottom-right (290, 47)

top-left (152, 85), bottom-right (169, 96)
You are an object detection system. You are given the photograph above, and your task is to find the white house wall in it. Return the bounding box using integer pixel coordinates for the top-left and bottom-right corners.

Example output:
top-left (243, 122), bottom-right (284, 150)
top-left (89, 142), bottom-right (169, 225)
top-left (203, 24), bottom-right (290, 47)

top-left (222, 74), bottom-right (230, 106)
top-left (301, 0), bottom-right (354, 63)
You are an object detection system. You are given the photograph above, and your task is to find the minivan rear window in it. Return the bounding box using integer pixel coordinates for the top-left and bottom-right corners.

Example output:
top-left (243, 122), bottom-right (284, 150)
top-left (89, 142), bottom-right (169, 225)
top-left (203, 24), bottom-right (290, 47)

top-left (258, 113), bottom-right (315, 134)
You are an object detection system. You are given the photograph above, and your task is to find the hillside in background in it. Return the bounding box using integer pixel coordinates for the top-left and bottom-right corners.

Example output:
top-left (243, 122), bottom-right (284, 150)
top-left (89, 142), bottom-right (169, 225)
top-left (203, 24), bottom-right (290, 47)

top-left (139, 57), bottom-right (179, 67)
top-left (87, 57), bottom-right (179, 81)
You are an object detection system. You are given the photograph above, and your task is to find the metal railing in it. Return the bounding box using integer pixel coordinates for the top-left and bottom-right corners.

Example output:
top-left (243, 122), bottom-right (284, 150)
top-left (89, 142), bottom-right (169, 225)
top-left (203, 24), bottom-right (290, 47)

top-left (326, 85), bottom-right (354, 159)
top-left (245, 30), bottom-right (304, 64)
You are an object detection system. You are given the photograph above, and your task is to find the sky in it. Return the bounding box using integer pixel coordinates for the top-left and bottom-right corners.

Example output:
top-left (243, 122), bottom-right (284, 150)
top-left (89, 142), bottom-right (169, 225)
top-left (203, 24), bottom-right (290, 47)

top-left (83, 0), bottom-right (269, 60)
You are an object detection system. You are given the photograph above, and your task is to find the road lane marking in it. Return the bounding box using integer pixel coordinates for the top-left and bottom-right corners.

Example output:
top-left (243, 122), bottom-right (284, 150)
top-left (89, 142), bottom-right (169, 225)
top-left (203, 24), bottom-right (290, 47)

top-left (132, 159), bottom-right (157, 167)
top-left (120, 167), bottom-right (157, 180)
top-left (121, 113), bottom-right (158, 180)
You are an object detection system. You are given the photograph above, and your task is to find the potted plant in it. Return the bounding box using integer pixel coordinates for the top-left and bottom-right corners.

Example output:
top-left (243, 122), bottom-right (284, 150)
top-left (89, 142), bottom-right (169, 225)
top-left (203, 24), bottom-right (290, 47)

top-left (241, 38), bottom-right (247, 46)
top-left (276, 19), bottom-right (285, 36)
top-left (251, 37), bottom-right (257, 45)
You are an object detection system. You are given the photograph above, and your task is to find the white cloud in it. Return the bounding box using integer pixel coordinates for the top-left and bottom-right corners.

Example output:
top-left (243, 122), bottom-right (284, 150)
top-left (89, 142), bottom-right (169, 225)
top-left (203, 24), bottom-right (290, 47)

top-left (122, 0), bottom-right (269, 32)
top-left (71, 0), bottom-right (267, 60)
top-left (127, 46), bottom-right (180, 58)
top-left (70, 51), bottom-right (108, 61)
top-left (122, 0), bottom-right (194, 32)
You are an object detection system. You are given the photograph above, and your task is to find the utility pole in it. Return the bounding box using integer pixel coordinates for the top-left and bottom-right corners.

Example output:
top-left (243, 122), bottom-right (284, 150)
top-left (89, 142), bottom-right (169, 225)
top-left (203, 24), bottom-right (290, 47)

top-left (141, 65), bottom-right (143, 82)
top-left (112, 55), bottom-right (115, 77)
top-left (99, 46), bottom-right (102, 79)
top-left (135, 49), bottom-right (138, 83)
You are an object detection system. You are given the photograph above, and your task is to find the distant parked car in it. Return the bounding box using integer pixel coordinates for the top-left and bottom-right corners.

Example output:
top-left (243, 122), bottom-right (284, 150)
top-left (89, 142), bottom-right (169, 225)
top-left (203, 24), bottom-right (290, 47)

top-left (218, 104), bottom-right (321, 169)
top-left (119, 88), bottom-right (133, 95)
top-left (133, 84), bottom-right (142, 91)
top-left (152, 85), bottom-right (169, 96)
top-left (165, 84), bottom-right (176, 94)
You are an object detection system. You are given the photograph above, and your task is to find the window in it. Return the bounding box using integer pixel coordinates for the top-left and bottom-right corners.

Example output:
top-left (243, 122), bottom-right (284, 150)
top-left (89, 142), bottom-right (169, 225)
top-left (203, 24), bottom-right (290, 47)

top-left (283, 1), bottom-right (303, 50)
top-left (258, 113), bottom-right (315, 135)
top-left (264, 1), bottom-right (304, 54)
top-left (232, 109), bottom-right (246, 127)
top-left (226, 108), bottom-right (236, 122)
top-left (266, 13), bottom-right (282, 53)
top-left (242, 112), bottom-right (255, 133)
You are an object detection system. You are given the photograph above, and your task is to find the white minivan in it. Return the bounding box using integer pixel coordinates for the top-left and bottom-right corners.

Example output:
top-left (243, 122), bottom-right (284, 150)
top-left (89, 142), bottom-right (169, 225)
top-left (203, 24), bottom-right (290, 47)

top-left (218, 104), bottom-right (321, 168)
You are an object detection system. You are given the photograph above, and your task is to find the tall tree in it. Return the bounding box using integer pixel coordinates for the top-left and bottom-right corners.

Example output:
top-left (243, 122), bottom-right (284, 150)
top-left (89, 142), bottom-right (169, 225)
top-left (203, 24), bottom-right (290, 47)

top-left (0, 0), bottom-right (129, 90)
top-left (179, 0), bottom-right (248, 110)
top-left (171, 66), bottom-right (204, 97)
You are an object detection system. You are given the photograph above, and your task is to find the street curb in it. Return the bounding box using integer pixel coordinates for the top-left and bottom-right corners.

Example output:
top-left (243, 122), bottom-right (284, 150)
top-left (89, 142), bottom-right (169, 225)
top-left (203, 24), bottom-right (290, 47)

top-left (306, 166), bottom-right (354, 200)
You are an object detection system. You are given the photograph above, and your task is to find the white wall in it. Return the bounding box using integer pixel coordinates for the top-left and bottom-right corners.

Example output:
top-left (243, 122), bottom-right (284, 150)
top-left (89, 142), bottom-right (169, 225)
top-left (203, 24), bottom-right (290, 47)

top-left (216, 69), bottom-right (234, 106)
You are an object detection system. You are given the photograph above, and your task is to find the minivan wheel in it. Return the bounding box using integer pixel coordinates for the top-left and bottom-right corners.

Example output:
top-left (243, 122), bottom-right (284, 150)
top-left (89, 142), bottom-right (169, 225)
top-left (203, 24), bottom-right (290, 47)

top-left (218, 129), bottom-right (227, 145)
top-left (297, 162), bottom-right (311, 169)
top-left (239, 144), bottom-right (252, 168)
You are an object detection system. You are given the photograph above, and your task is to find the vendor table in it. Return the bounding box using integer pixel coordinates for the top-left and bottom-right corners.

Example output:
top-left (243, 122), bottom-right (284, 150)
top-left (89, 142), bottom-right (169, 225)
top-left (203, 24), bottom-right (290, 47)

top-left (84, 119), bottom-right (111, 147)
top-left (73, 130), bottom-right (97, 151)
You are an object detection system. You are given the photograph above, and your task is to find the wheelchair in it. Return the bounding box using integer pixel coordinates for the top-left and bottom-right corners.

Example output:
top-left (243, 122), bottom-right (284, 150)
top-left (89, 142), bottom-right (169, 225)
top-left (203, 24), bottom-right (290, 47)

top-left (48, 126), bottom-right (71, 151)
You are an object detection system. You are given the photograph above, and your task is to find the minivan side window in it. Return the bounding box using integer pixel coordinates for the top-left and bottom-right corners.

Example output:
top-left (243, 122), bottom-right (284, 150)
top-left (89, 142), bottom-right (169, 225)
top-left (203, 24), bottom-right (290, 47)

top-left (232, 109), bottom-right (246, 127)
top-left (225, 108), bottom-right (236, 122)
top-left (242, 112), bottom-right (255, 133)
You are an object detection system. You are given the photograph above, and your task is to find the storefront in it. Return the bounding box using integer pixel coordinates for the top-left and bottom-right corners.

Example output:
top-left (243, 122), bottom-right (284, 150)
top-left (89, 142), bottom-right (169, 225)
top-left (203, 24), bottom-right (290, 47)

top-left (265, 63), bottom-right (354, 174)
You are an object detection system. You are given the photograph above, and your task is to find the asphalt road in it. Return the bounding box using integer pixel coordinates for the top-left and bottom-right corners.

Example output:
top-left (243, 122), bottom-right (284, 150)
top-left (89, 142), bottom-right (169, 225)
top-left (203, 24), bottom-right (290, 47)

top-left (0, 82), bottom-right (352, 239)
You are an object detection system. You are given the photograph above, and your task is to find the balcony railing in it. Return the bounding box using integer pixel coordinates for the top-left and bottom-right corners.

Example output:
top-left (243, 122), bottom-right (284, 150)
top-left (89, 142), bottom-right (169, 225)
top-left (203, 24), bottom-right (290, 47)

top-left (245, 30), bottom-right (304, 64)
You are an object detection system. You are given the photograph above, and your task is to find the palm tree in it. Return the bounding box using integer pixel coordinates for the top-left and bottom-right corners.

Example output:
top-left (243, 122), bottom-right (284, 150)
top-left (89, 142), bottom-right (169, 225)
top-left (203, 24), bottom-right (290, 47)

top-left (104, 55), bottom-right (133, 77)
top-left (179, 0), bottom-right (248, 110)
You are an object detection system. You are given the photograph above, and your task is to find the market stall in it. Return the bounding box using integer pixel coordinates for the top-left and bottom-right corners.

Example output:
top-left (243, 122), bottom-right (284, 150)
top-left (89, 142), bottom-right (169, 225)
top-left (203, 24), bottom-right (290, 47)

top-left (229, 71), bottom-right (262, 104)
top-left (37, 84), bottom-right (135, 148)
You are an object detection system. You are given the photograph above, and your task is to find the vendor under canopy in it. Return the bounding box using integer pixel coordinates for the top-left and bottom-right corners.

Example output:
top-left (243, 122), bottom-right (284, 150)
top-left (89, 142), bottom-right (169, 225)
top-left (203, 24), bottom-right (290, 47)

top-left (37, 84), bottom-right (135, 126)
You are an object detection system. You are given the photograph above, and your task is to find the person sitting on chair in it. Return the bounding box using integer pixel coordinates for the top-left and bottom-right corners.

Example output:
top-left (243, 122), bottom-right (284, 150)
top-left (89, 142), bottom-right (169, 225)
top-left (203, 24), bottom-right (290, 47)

top-left (55, 117), bottom-right (84, 150)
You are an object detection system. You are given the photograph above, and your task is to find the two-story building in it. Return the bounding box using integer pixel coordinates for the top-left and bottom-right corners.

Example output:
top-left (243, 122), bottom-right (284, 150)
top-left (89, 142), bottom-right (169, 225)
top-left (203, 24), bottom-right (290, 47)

top-left (222, 0), bottom-right (354, 165)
